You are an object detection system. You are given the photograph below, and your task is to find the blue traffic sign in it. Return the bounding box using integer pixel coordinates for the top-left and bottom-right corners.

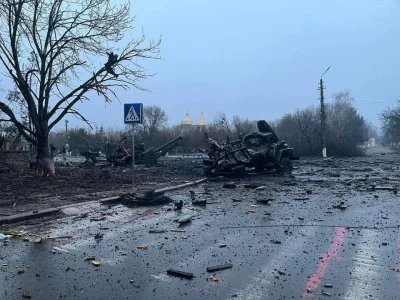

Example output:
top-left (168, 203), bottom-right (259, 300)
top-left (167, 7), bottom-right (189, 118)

top-left (124, 103), bottom-right (143, 124)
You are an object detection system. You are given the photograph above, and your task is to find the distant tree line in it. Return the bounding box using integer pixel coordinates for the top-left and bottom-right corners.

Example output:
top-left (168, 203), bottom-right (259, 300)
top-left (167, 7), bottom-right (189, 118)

top-left (45, 92), bottom-right (378, 157)
top-left (380, 101), bottom-right (400, 147)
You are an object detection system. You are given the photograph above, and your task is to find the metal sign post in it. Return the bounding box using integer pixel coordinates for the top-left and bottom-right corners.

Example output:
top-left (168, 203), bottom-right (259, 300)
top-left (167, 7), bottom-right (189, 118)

top-left (131, 124), bottom-right (135, 193)
top-left (124, 103), bottom-right (143, 195)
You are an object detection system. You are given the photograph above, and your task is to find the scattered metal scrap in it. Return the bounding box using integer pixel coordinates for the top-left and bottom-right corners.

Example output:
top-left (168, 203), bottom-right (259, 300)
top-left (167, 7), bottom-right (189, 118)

top-left (206, 263), bottom-right (233, 272)
top-left (201, 120), bottom-right (299, 177)
top-left (167, 268), bottom-right (194, 279)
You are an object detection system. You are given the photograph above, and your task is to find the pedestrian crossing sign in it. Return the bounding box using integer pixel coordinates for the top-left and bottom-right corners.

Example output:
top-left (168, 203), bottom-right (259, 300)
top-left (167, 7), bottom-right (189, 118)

top-left (124, 103), bottom-right (143, 124)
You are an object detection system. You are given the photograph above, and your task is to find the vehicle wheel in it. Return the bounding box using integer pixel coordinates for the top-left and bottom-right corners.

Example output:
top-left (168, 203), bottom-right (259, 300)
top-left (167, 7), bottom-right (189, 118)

top-left (280, 157), bottom-right (293, 174)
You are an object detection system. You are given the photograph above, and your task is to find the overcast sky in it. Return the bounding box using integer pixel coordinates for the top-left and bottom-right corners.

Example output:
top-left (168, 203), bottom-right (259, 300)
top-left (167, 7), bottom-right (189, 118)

top-left (4, 0), bottom-right (400, 131)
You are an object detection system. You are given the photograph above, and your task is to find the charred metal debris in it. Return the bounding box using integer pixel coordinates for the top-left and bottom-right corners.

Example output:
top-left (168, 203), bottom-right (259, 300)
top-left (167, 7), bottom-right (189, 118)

top-left (82, 136), bottom-right (183, 166)
top-left (201, 120), bottom-right (299, 177)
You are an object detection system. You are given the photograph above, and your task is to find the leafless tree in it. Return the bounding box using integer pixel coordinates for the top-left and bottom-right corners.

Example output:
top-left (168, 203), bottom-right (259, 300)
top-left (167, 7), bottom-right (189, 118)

top-left (232, 115), bottom-right (257, 137)
top-left (213, 111), bottom-right (233, 140)
top-left (136, 105), bottom-right (167, 146)
top-left (380, 101), bottom-right (400, 146)
top-left (273, 92), bottom-right (369, 156)
top-left (0, 0), bottom-right (160, 175)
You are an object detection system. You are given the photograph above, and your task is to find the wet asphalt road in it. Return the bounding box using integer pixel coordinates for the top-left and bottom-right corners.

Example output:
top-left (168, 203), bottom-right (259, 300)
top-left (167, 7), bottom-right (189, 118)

top-left (1, 152), bottom-right (400, 300)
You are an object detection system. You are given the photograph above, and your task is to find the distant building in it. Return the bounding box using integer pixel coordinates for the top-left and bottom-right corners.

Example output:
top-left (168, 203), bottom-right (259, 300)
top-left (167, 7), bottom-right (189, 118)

top-left (180, 109), bottom-right (206, 131)
top-left (181, 110), bottom-right (194, 127)
top-left (0, 135), bottom-right (30, 151)
top-left (198, 112), bottom-right (206, 126)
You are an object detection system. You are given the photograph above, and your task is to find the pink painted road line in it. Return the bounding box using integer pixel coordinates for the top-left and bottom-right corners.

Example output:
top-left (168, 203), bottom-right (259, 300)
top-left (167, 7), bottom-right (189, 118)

top-left (397, 236), bottom-right (400, 280)
top-left (301, 226), bottom-right (348, 299)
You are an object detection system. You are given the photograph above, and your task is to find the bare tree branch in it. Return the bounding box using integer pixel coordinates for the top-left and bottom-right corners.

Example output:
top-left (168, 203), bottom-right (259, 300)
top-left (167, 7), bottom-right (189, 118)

top-left (65, 108), bottom-right (94, 130)
top-left (0, 0), bottom-right (160, 173)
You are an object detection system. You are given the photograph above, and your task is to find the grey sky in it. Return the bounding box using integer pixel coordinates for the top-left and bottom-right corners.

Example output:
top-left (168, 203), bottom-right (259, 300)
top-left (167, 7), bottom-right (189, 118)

top-left (4, 0), bottom-right (400, 130)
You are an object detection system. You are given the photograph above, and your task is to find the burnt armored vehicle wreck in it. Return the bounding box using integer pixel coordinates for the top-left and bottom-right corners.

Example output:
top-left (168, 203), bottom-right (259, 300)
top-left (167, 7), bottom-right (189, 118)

top-left (202, 120), bottom-right (299, 177)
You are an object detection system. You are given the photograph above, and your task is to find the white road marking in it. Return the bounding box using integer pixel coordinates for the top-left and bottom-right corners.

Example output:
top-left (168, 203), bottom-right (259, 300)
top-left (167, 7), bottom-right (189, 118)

top-left (343, 229), bottom-right (382, 300)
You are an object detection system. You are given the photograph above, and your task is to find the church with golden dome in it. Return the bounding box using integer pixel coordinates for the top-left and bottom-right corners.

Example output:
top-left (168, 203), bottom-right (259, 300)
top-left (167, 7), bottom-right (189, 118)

top-left (180, 109), bottom-right (207, 129)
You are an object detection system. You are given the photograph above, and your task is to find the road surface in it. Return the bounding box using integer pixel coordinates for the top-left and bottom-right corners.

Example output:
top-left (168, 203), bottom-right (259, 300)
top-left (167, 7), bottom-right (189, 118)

top-left (1, 153), bottom-right (400, 300)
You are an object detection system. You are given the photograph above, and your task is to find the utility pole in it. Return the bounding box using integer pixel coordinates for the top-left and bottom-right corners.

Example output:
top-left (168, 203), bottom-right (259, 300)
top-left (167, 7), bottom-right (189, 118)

top-left (65, 120), bottom-right (69, 144)
top-left (318, 67), bottom-right (330, 158)
top-left (65, 119), bottom-right (69, 158)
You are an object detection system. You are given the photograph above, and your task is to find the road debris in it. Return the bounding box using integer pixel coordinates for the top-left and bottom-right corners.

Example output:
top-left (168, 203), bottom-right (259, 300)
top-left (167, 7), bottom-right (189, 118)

top-left (332, 202), bottom-right (351, 210)
top-left (206, 263), bottom-right (233, 272)
top-left (177, 215), bottom-right (193, 224)
top-left (174, 200), bottom-right (184, 210)
top-left (294, 197), bottom-right (310, 201)
top-left (85, 256), bottom-right (96, 261)
top-left (166, 268), bottom-right (194, 279)
top-left (223, 182), bottom-right (237, 189)
top-left (90, 216), bottom-right (107, 222)
top-left (210, 274), bottom-right (219, 282)
top-left (91, 260), bottom-right (101, 267)
top-left (192, 200), bottom-right (207, 206)
top-left (0, 230), bottom-right (24, 237)
top-left (256, 199), bottom-right (273, 204)
top-left (30, 236), bottom-right (42, 243)
top-left (171, 229), bottom-right (186, 232)
top-left (46, 235), bottom-right (73, 240)
top-left (270, 239), bottom-right (282, 244)
top-left (149, 229), bottom-right (167, 233)
top-left (94, 233), bottom-right (104, 240)
top-left (244, 183), bottom-right (260, 189)
top-left (137, 245), bottom-right (148, 250)
top-left (373, 186), bottom-right (396, 191)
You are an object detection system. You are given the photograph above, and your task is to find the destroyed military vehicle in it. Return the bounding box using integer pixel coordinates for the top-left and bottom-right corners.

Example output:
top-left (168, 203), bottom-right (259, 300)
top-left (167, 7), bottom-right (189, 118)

top-left (202, 120), bottom-right (299, 176)
top-left (104, 136), bottom-right (183, 166)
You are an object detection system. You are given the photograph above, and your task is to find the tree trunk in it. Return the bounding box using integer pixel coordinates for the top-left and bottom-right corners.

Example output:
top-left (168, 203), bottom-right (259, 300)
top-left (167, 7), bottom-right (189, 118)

top-left (37, 135), bottom-right (55, 176)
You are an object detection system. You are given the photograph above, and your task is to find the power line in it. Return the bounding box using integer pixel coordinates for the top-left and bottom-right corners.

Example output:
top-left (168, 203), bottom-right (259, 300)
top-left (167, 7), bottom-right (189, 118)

top-left (353, 100), bottom-right (399, 106)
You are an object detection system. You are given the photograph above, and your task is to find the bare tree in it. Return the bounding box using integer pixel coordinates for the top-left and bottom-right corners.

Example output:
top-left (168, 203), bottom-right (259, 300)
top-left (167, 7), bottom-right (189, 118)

top-left (136, 105), bottom-right (167, 146)
top-left (212, 111), bottom-right (233, 141)
top-left (381, 103), bottom-right (400, 147)
top-left (232, 115), bottom-right (257, 137)
top-left (0, 0), bottom-right (160, 175)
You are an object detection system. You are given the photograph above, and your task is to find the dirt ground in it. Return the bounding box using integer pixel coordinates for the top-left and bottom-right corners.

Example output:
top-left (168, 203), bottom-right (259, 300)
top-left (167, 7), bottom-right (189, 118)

top-left (0, 146), bottom-right (399, 217)
top-left (0, 158), bottom-right (203, 216)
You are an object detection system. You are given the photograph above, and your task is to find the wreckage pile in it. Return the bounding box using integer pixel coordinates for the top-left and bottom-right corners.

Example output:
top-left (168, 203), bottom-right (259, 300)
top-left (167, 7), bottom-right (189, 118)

top-left (82, 136), bottom-right (183, 166)
top-left (201, 120), bottom-right (299, 177)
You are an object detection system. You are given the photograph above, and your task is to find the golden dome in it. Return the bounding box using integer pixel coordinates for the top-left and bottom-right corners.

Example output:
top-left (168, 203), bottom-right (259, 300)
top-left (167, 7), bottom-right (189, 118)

top-left (198, 111), bottom-right (206, 126)
top-left (181, 110), bottom-right (193, 125)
